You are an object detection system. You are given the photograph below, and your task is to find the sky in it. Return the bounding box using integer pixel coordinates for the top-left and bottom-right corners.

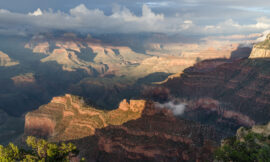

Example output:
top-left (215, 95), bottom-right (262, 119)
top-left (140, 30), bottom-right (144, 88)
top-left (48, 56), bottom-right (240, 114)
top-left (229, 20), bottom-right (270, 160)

top-left (0, 0), bottom-right (270, 36)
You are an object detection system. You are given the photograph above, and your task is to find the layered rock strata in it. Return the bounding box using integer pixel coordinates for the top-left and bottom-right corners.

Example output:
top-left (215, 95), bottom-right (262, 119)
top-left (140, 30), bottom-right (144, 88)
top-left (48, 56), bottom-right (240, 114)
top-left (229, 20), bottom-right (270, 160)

top-left (25, 94), bottom-right (220, 161)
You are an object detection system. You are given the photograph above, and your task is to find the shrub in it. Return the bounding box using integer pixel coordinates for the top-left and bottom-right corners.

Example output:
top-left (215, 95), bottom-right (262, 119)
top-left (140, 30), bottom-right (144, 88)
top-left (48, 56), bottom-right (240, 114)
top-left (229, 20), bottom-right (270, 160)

top-left (214, 132), bottom-right (270, 162)
top-left (0, 136), bottom-right (84, 162)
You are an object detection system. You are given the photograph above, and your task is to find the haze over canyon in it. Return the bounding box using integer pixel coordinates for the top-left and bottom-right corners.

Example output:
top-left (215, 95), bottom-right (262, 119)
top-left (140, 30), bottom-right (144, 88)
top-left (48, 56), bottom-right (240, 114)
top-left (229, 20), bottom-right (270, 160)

top-left (1, 0), bottom-right (270, 161)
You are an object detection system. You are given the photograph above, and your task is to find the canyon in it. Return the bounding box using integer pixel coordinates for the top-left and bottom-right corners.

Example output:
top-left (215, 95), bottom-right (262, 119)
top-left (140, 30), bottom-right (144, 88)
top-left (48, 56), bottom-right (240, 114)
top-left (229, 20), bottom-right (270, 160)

top-left (163, 58), bottom-right (270, 125)
top-left (159, 36), bottom-right (270, 135)
top-left (25, 94), bottom-right (146, 141)
top-left (1, 33), bottom-right (269, 161)
top-left (25, 94), bottom-right (220, 161)
top-left (0, 32), bottom-right (247, 117)
top-left (25, 33), bottom-right (245, 78)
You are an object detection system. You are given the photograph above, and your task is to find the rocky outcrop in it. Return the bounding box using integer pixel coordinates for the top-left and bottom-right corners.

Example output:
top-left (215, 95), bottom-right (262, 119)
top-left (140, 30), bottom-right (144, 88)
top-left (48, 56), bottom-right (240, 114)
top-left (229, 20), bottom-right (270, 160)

top-left (11, 73), bottom-right (35, 87)
top-left (87, 43), bottom-right (147, 65)
top-left (162, 36), bottom-right (270, 133)
top-left (251, 122), bottom-right (270, 136)
top-left (24, 33), bottom-right (248, 79)
top-left (146, 42), bottom-right (244, 59)
top-left (163, 57), bottom-right (270, 130)
top-left (93, 113), bottom-right (218, 162)
top-left (180, 97), bottom-right (256, 136)
top-left (25, 34), bottom-right (148, 75)
top-left (71, 100), bottom-right (221, 162)
top-left (31, 42), bottom-right (50, 54)
top-left (25, 94), bottom-right (221, 161)
top-left (249, 34), bottom-right (270, 58)
top-left (0, 51), bottom-right (19, 67)
top-left (55, 40), bottom-right (84, 53)
top-left (187, 98), bottom-right (255, 127)
top-left (25, 94), bottom-right (147, 141)
top-left (236, 122), bottom-right (270, 143)
top-left (132, 56), bottom-right (196, 77)
top-left (249, 48), bottom-right (270, 58)
top-left (40, 48), bottom-right (106, 74)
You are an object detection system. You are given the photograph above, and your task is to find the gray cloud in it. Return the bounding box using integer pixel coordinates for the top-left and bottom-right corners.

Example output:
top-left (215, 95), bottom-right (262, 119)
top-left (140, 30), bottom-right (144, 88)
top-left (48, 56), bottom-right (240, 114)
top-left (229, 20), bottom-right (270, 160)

top-left (0, 4), bottom-right (189, 35)
top-left (155, 101), bottom-right (186, 116)
top-left (0, 3), bottom-right (270, 36)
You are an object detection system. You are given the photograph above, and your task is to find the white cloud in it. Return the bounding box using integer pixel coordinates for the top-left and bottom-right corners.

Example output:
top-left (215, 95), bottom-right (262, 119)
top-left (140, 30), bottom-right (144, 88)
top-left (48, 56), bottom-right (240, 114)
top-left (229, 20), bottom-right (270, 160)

top-left (29, 8), bottom-right (43, 16)
top-left (248, 17), bottom-right (270, 29)
top-left (0, 3), bottom-right (270, 36)
top-left (143, 2), bottom-right (171, 8)
top-left (0, 4), bottom-right (193, 35)
top-left (255, 30), bottom-right (270, 42)
top-left (181, 20), bottom-right (193, 30)
top-left (155, 101), bottom-right (186, 116)
top-left (203, 17), bottom-right (270, 35)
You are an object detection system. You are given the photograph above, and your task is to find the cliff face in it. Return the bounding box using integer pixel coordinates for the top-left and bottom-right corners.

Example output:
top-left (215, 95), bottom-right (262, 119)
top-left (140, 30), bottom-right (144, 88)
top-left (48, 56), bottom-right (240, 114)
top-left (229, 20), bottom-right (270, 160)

top-left (249, 48), bottom-right (270, 58)
top-left (25, 34), bottom-right (193, 78)
top-left (249, 34), bottom-right (270, 58)
top-left (250, 122), bottom-right (270, 136)
top-left (24, 33), bottom-right (248, 79)
top-left (146, 37), bottom-right (270, 132)
top-left (25, 94), bottom-right (147, 141)
top-left (11, 73), bottom-right (36, 87)
top-left (0, 51), bottom-right (19, 67)
top-left (25, 94), bottom-right (220, 161)
top-left (92, 110), bottom-right (218, 162)
top-left (40, 48), bottom-right (107, 74)
top-left (24, 34), bottom-right (149, 75)
top-left (159, 34), bottom-right (270, 134)
top-left (230, 122), bottom-right (270, 147)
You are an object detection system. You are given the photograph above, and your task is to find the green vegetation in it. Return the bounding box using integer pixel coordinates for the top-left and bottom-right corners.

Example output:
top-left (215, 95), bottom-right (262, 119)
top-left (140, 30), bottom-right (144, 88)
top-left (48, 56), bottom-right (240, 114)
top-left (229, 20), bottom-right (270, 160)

top-left (214, 130), bottom-right (270, 162)
top-left (0, 136), bottom-right (83, 162)
top-left (255, 39), bottom-right (270, 49)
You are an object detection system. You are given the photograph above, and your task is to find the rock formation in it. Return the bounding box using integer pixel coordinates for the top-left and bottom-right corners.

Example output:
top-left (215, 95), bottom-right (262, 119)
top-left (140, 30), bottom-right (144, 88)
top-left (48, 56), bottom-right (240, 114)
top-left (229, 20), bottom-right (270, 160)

top-left (90, 110), bottom-right (219, 162)
top-left (235, 122), bottom-right (270, 143)
top-left (11, 73), bottom-right (36, 87)
top-left (161, 46), bottom-right (270, 137)
top-left (25, 34), bottom-right (148, 75)
top-left (25, 94), bottom-right (221, 161)
top-left (152, 34), bottom-right (270, 135)
top-left (0, 51), bottom-right (19, 67)
top-left (25, 94), bottom-right (147, 141)
top-left (167, 56), bottom-right (270, 121)
top-left (24, 33), bottom-right (247, 79)
top-left (249, 34), bottom-right (270, 58)
top-left (162, 58), bottom-right (270, 131)
top-left (250, 122), bottom-right (270, 136)
top-left (40, 48), bottom-right (106, 74)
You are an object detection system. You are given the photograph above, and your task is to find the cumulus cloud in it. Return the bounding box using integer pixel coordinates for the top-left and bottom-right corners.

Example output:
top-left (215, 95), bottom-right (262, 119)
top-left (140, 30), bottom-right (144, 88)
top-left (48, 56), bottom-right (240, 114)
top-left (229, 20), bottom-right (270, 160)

top-left (0, 3), bottom-right (270, 36)
top-left (29, 8), bottom-right (43, 16)
top-left (249, 17), bottom-right (270, 29)
top-left (0, 4), bottom-right (188, 35)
